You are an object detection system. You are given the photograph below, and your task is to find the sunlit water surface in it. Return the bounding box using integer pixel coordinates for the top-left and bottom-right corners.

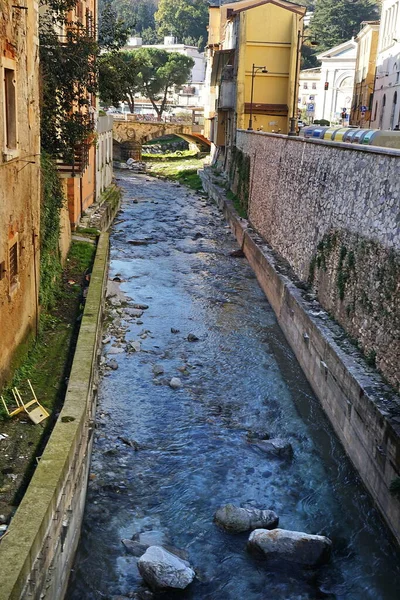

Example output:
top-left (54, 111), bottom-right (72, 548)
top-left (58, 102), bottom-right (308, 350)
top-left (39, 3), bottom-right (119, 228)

top-left (66, 172), bottom-right (400, 600)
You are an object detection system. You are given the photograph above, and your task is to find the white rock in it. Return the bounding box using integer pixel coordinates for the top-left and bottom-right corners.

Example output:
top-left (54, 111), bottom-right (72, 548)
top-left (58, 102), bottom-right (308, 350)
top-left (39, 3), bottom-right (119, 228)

top-left (108, 347), bottom-right (125, 355)
top-left (248, 528), bottom-right (332, 567)
top-left (138, 546), bottom-right (195, 590)
top-left (169, 377), bottom-right (182, 389)
top-left (215, 504), bottom-right (278, 533)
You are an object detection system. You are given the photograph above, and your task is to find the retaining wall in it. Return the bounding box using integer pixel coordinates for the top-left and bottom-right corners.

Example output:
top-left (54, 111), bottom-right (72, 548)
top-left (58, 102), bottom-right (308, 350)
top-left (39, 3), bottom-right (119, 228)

top-left (235, 131), bottom-right (400, 391)
top-left (0, 233), bottom-right (109, 600)
top-left (200, 168), bottom-right (400, 547)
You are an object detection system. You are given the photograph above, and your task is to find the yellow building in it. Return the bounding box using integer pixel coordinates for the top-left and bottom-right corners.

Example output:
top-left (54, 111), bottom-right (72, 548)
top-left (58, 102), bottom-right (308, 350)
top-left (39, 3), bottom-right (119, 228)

top-left (204, 0), bottom-right (306, 148)
top-left (351, 21), bottom-right (380, 127)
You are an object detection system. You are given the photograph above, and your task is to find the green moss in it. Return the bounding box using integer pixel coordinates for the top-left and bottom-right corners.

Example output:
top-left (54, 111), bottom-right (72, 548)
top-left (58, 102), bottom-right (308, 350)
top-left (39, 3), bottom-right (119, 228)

top-left (365, 349), bottom-right (377, 368)
top-left (390, 477), bottom-right (400, 499)
top-left (40, 153), bottom-right (64, 309)
top-left (227, 190), bottom-right (248, 219)
top-left (229, 146), bottom-right (251, 215)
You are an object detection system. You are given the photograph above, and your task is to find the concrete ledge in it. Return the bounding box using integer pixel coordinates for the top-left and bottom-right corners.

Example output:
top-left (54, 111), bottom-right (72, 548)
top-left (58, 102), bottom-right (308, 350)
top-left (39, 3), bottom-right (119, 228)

top-left (200, 168), bottom-right (400, 546)
top-left (237, 128), bottom-right (400, 157)
top-left (0, 233), bottom-right (109, 600)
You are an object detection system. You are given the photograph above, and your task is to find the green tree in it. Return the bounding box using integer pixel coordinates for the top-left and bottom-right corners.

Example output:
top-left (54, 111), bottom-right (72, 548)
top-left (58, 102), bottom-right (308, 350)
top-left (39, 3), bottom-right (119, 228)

top-left (155, 0), bottom-right (208, 48)
top-left (310, 0), bottom-right (379, 52)
top-left (99, 52), bottom-right (141, 112)
top-left (136, 48), bottom-right (194, 119)
top-left (100, 0), bottom-right (159, 36)
top-left (99, 0), bottom-right (131, 50)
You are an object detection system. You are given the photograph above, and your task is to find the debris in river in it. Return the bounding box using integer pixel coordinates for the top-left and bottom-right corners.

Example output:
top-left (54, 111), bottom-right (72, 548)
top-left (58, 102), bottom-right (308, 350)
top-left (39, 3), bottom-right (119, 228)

top-left (128, 240), bottom-right (149, 246)
top-left (230, 248), bottom-right (245, 257)
top-left (187, 333), bottom-right (199, 342)
top-left (248, 529), bottom-right (332, 567)
top-left (252, 438), bottom-right (293, 459)
top-left (152, 364), bottom-right (165, 376)
top-left (137, 546), bottom-right (195, 591)
top-left (171, 327), bottom-right (180, 334)
top-left (169, 377), bottom-right (182, 389)
top-left (118, 436), bottom-right (140, 451)
top-left (132, 303), bottom-right (149, 310)
top-left (121, 539), bottom-right (148, 556)
top-left (107, 360), bottom-right (119, 371)
top-left (214, 504), bottom-right (279, 533)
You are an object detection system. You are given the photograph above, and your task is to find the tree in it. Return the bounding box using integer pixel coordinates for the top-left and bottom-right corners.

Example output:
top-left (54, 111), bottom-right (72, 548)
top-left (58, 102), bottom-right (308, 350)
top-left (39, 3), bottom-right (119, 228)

top-left (155, 0), bottom-right (208, 49)
top-left (98, 0), bottom-right (131, 50)
top-left (100, 0), bottom-right (159, 36)
top-left (310, 0), bottom-right (379, 52)
top-left (40, 1), bottom-right (98, 163)
top-left (99, 52), bottom-right (141, 112)
top-left (136, 48), bottom-right (194, 119)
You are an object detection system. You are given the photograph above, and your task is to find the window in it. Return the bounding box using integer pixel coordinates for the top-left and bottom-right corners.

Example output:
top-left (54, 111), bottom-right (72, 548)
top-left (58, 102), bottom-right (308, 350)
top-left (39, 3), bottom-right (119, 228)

top-left (303, 82), bottom-right (308, 89)
top-left (2, 58), bottom-right (18, 158)
top-left (312, 82), bottom-right (316, 90)
top-left (0, 261), bottom-right (5, 281)
top-left (4, 68), bottom-right (17, 149)
top-left (9, 242), bottom-right (18, 286)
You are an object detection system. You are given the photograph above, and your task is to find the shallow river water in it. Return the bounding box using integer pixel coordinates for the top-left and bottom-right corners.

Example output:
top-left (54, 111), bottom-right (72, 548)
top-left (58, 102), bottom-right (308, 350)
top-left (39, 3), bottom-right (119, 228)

top-left (66, 172), bottom-right (400, 600)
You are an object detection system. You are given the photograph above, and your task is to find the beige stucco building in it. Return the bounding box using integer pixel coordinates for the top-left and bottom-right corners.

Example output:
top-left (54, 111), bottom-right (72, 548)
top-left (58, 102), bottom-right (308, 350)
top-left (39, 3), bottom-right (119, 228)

top-left (371, 0), bottom-right (400, 129)
top-left (351, 21), bottom-right (380, 127)
top-left (0, 1), bottom-right (41, 384)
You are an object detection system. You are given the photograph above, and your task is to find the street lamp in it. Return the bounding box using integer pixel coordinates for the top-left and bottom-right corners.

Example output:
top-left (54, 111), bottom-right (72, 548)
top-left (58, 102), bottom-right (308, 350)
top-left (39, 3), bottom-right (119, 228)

top-left (248, 64), bottom-right (268, 131)
top-left (289, 31), bottom-right (317, 136)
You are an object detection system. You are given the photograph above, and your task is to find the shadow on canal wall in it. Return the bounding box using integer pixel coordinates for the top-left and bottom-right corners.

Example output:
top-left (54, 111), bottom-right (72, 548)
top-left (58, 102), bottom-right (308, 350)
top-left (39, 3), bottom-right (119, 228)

top-left (200, 166), bottom-right (400, 548)
top-left (0, 234), bottom-right (109, 600)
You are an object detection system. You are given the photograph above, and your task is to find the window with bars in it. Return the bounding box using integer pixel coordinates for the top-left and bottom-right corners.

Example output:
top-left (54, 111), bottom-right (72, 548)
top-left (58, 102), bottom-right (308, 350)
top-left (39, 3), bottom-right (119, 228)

top-left (9, 242), bottom-right (18, 286)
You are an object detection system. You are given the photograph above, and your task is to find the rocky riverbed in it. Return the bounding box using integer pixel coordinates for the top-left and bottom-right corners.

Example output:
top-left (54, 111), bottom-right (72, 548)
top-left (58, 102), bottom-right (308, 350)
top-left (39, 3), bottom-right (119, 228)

top-left (66, 172), bottom-right (400, 600)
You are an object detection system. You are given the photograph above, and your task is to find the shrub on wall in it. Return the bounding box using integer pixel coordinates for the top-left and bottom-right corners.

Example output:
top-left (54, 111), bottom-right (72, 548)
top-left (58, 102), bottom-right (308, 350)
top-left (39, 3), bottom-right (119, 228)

top-left (229, 146), bottom-right (251, 216)
top-left (40, 153), bottom-right (65, 309)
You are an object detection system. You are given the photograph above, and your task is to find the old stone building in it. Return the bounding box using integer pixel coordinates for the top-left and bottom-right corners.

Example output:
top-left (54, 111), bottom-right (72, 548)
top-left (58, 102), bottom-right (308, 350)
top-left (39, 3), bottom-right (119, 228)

top-left (0, 2), bottom-right (41, 384)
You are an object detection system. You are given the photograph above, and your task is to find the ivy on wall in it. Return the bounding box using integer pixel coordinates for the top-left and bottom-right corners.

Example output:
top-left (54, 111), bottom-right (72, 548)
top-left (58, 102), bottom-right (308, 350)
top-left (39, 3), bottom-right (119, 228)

top-left (39, 153), bottom-right (64, 309)
top-left (229, 146), bottom-right (251, 216)
top-left (40, 0), bottom-right (98, 164)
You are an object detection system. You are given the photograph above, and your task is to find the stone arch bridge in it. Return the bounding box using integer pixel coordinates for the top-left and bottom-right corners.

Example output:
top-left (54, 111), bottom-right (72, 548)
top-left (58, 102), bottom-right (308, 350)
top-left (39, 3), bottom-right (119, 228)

top-left (113, 119), bottom-right (211, 161)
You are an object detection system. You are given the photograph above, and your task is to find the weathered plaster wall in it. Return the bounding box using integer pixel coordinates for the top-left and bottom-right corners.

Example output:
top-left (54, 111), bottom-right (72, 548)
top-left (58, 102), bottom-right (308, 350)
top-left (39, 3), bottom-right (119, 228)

top-left (235, 131), bottom-right (400, 390)
top-left (0, 2), bottom-right (41, 385)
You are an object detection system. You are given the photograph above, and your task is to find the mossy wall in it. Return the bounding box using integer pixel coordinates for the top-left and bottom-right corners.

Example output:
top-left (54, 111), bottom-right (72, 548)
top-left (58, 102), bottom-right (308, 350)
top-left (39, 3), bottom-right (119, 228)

top-left (309, 230), bottom-right (400, 390)
top-left (235, 130), bottom-right (400, 392)
top-left (229, 146), bottom-right (251, 216)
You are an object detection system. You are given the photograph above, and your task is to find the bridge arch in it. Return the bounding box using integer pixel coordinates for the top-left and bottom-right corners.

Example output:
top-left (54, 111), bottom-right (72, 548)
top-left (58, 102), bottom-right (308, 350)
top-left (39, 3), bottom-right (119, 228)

top-left (112, 120), bottom-right (210, 161)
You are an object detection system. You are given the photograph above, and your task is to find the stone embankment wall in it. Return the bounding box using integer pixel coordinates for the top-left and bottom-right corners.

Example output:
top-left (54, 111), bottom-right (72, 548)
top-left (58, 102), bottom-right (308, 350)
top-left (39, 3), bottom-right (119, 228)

top-left (235, 131), bottom-right (400, 390)
top-left (0, 234), bottom-right (109, 600)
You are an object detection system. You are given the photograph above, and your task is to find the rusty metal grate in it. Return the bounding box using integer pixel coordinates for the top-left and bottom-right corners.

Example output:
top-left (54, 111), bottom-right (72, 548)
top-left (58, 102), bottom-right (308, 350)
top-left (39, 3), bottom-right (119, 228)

top-left (9, 242), bottom-right (18, 284)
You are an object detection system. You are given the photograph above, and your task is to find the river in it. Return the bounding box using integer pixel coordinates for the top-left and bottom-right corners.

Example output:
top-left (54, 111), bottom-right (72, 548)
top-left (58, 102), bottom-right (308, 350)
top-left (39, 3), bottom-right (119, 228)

top-left (66, 171), bottom-right (400, 600)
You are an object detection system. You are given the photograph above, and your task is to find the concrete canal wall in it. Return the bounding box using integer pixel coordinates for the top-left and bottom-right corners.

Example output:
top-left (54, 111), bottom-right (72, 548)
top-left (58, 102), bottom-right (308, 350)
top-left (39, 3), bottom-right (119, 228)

top-left (0, 234), bottom-right (109, 600)
top-left (234, 131), bottom-right (400, 392)
top-left (200, 168), bottom-right (400, 547)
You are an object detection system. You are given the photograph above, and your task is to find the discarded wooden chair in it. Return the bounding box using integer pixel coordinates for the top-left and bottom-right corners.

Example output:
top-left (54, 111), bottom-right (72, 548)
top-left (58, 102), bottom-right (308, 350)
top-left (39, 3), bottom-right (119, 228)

top-left (1, 380), bottom-right (49, 424)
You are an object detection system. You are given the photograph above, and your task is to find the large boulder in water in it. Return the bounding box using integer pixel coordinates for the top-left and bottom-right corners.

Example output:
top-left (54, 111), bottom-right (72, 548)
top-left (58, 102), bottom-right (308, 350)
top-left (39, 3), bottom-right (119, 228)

top-left (248, 528), bottom-right (332, 567)
top-left (137, 546), bottom-right (195, 590)
top-left (215, 504), bottom-right (279, 533)
top-left (253, 438), bottom-right (293, 459)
